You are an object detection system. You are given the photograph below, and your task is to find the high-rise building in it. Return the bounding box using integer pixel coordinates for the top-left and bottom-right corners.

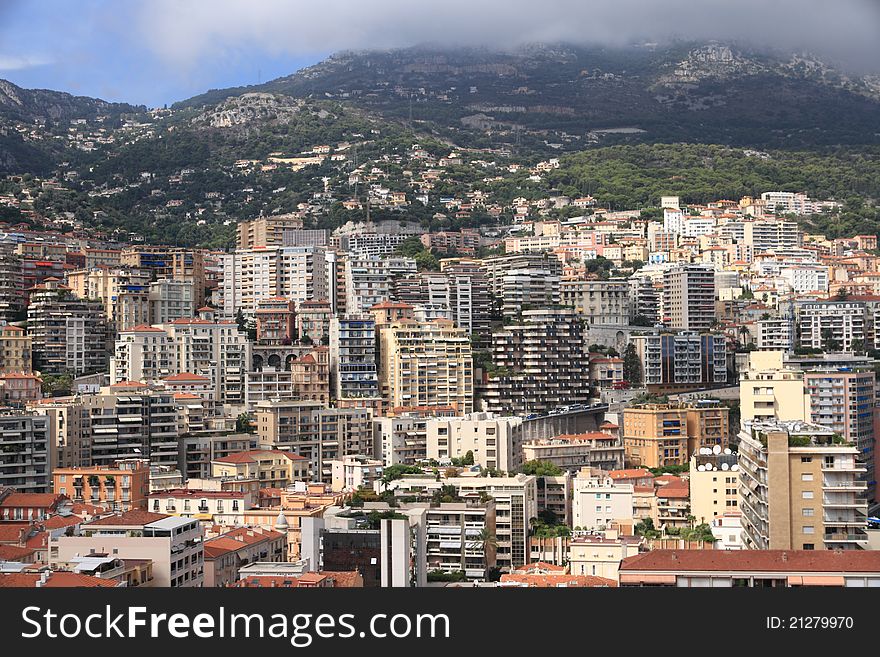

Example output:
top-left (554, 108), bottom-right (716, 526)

top-left (803, 369), bottom-right (876, 503)
top-left (0, 325), bottom-right (31, 374)
top-left (27, 278), bottom-right (109, 376)
top-left (148, 279), bottom-right (195, 325)
top-left (0, 412), bottom-right (51, 492)
top-left (661, 264), bottom-right (715, 332)
top-left (481, 309), bottom-right (589, 415)
top-left (797, 300), bottom-right (868, 353)
top-left (631, 332), bottom-right (727, 391)
top-left (480, 252), bottom-right (562, 319)
top-left (255, 297), bottom-right (296, 344)
top-left (120, 247), bottom-right (206, 308)
top-left (255, 400), bottom-right (373, 483)
top-left (738, 420), bottom-right (868, 551)
top-left (237, 213), bottom-right (303, 249)
top-left (329, 314), bottom-right (381, 405)
top-left (0, 248), bottom-right (24, 324)
top-left (377, 318), bottom-right (473, 414)
top-left (561, 279), bottom-right (631, 326)
top-left (344, 256), bottom-right (417, 313)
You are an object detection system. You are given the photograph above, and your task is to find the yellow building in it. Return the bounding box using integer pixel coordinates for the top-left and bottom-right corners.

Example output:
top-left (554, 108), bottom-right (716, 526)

top-left (689, 450), bottom-right (740, 524)
top-left (377, 318), bottom-right (473, 414)
top-left (211, 449), bottom-right (309, 488)
top-left (740, 351), bottom-right (808, 423)
top-left (0, 325), bottom-right (32, 373)
top-left (622, 405), bottom-right (688, 469)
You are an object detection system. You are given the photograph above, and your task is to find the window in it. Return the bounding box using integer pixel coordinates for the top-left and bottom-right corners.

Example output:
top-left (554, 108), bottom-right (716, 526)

top-left (801, 457), bottom-right (812, 463)
top-left (803, 526), bottom-right (815, 535)
top-left (803, 544), bottom-right (815, 550)
top-left (803, 508), bottom-right (814, 516)
top-left (802, 491), bottom-right (814, 499)
top-left (801, 473), bottom-right (813, 481)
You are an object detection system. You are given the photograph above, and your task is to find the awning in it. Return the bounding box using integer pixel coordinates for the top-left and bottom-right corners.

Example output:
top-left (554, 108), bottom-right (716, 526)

top-left (800, 575), bottom-right (845, 586)
top-left (619, 573), bottom-right (677, 585)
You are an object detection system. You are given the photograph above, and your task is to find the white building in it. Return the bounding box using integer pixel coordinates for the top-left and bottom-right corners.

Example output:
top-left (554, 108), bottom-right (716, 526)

top-left (572, 468), bottom-right (633, 531)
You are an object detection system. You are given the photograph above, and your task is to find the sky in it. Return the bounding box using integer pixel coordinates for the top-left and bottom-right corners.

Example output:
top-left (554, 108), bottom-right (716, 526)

top-left (1, 0), bottom-right (879, 108)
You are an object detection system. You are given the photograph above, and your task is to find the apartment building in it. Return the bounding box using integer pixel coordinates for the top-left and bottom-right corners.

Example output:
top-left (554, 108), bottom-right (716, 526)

top-left (572, 468), bottom-right (633, 531)
top-left (120, 247), bottom-right (206, 308)
top-left (481, 309), bottom-right (589, 415)
top-left (219, 246), bottom-right (329, 319)
top-left (111, 324), bottom-right (176, 382)
top-left (237, 214), bottom-right (303, 249)
top-left (568, 532), bottom-right (642, 583)
top-left (0, 412), bottom-right (51, 493)
top-left (522, 431), bottom-right (625, 474)
top-left (329, 455), bottom-right (384, 492)
top-left (329, 314), bottom-right (381, 404)
top-left (560, 279), bottom-right (631, 326)
top-left (803, 369), bottom-right (876, 503)
top-left (661, 264), bottom-right (715, 332)
top-left (65, 267), bottom-right (152, 329)
top-left (622, 405), bottom-right (688, 469)
top-left (738, 420), bottom-right (868, 551)
top-left (420, 499), bottom-right (496, 580)
top-left (52, 510), bottom-right (205, 587)
top-left (797, 300), bottom-right (868, 353)
top-left (344, 256), bottom-right (416, 313)
top-left (375, 412), bottom-right (446, 467)
top-left (203, 526), bottom-right (287, 587)
top-left (0, 325), bottom-right (31, 374)
top-left (632, 332), bottom-right (727, 392)
top-left (377, 318), bottom-right (473, 413)
top-left (210, 449), bottom-right (309, 488)
top-left (739, 351), bottom-right (809, 423)
top-left (383, 474), bottom-right (537, 573)
top-left (161, 310), bottom-right (250, 410)
top-left (0, 249), bottom-right (24, 324)
top-left (53, 459), bottom-right (150, 511)
top-left (85, 383), bottom-right (179, 467)
top-left (148, 279), bottom-right (195, 325)
top-left (27, 278), bottom-right (109, 376)
top-left (689, 450), bottom-right (739, 524)
top-left (255, 400), bottom-right (373, 483)
top-left (254, 297), bottom-right (296, 344)
top-left (480, 252), bottom-right (562, 319)
top-left (295, 299), bottom-right (333, 344)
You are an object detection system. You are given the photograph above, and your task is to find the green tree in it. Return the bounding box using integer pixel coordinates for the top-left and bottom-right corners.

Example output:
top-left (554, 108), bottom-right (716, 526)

top-left (622, 342), bottom-right (642, 387)
top-left (520, 460), bottom-right (563, 477)
top-left (235, 413), bottom-right (255, 433)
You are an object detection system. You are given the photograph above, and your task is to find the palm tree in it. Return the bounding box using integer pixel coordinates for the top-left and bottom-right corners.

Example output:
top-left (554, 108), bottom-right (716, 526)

top-left (477, 527), bottom-right (498, 578)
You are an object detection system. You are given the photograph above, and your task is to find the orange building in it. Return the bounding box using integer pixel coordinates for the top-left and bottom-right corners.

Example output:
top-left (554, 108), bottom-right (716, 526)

top-left (53, 459), bottom-right (150, 511)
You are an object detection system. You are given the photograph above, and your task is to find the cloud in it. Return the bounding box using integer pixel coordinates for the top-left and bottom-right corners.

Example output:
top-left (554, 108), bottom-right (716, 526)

top-left (134, 0), bottom-right (880, 72)
top-left (0, 54), bottom-right (54, 71)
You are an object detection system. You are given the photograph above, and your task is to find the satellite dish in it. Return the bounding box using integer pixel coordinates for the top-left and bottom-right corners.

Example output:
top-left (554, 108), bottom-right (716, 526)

top-left (697, 465), bottom-right (705, 472)
top-left (723, 448), bottom-right (732, 455)
top-left (721, 463), bottom-right (730, 471)
top-left (712, 445), bottom-right (722, 455)
top-left (712, 466), bottom-right (718, 471)
top-left (731, 464), bottom-right (739, 471)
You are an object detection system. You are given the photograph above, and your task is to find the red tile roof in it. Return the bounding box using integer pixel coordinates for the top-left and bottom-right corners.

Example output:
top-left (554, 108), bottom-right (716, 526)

top-left (213, 449), bottom-right (306, 464)
top-left (0, 544), bottom-right (35, 561)
top-left (0, 572), bottom-right (119, 588)
top-left (620, 550), bottom-right (880, 573)
top-left (609, 469), bottom-right (653, 480)
top-left (0, 493), bottom-right (65, 508)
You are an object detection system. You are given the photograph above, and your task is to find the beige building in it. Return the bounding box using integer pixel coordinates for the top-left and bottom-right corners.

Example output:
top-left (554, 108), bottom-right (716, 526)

top-left (377, 318), bottom-right (473, 414)
top-left (211, 449), bottom-right (309, 488)
top-left (738, 420), bottom-right (868, 551)
top-left (329, 455), bottom-right (384, 492)
top-left (568, 532), bottom-right (642, 583)
top-left (739, 351), bottom-right (809, 422)
top-left (689, 451), bottom-right (739, 524)
top-left (0, 325), bottom-right (31, 373)
top-left (237, 213), bottom-right (303, 249)
top-left (255, 400), bottom-right (373, 483)
top-left (622, 405), bottom-right (688, 469)
top-left (51, 511), bottom-right (204, 587)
